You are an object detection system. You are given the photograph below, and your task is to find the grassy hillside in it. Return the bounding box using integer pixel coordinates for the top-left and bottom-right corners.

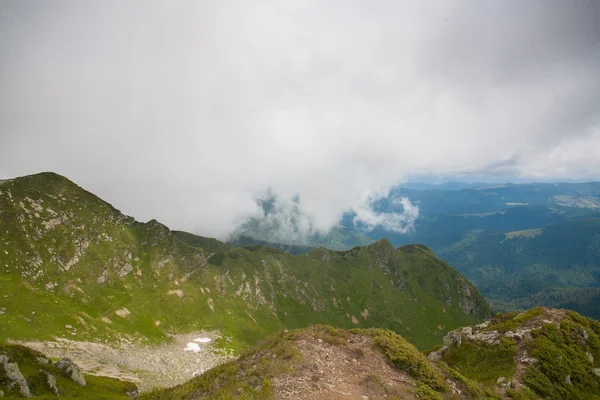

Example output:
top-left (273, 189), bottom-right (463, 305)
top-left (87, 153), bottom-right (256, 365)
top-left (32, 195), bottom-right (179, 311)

top-left (0, 342), bottom-right (136, 398)
top-left (172, 230), bottom-right (231, 253)
top-left (227, 234), bottom-right (312, 255)
top-left (432, 308), bottom-right (600, 400)
top-left (0, 172), bottom-right (490, 352)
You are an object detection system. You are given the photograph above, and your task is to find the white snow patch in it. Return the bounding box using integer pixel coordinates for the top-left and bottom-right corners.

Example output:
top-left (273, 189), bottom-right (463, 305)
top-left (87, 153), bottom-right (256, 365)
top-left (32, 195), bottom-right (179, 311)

top-left (194, 337), bottom-right (211, 343)
top-left (184, 342), bottom-right (201, 353)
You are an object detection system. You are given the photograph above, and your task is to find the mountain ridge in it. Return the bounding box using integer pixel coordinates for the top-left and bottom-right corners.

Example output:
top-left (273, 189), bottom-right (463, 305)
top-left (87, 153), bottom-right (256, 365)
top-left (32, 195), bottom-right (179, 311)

top-left (0, 171), bottom-right (490, 392)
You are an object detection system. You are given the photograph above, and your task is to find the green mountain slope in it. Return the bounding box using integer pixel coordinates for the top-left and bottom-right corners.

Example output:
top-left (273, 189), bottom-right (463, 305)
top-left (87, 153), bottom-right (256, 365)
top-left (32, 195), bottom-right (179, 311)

top-left (0, 172), bottom-right (490, 352)
top-left (430, 307), bottom-right (600, 399)
top-left (172, 230), bottom-right (231, 253)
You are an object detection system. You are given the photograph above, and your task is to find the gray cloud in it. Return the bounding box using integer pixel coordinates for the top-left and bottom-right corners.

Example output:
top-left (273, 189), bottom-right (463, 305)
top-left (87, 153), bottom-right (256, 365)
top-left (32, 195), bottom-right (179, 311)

top-left (1, 1), bottom-right (599, 238)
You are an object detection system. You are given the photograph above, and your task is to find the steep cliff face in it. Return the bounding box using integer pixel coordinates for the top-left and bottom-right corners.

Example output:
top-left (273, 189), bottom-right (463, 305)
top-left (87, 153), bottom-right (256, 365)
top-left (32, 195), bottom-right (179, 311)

top-left (0, 172), bottom-right (490, 352)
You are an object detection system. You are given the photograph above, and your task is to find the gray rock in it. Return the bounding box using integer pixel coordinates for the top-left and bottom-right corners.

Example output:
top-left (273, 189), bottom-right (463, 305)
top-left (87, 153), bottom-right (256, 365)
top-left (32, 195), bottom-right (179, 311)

top-left (468, 330), bottom-right (500, 344)
top-left (443, 329), bottom-right (462, 346)
top-left (496, 376), bottom-right (513, 389)
top-left (36, 356), bottom-right (50, 364)
top-left (504, 330), bottom-right (515, 338)
top-left (40, 370), bottom-right (59, 395)
top-left (461, 326), bottom-right (473, 337)
top-left (579, 327), bottom-right (589, 341)
top-left (126, 388), bottom-right (140, 399)
top-left (427, 344), bottom-right (449, 361)
top-left (475, 321), bottom-right (490, 330)
top-left (587, 352), bottom-right (594, 364)
top-left (521, 357), bottom-right (539, 364)
top-left (55, 357), bottom-right (86, 386)
top-left (593, 368), bottom-right (600, 377)
top-left (117, 263), bottom-right (133, 278)
top-left (0, 354), bottom-right (32, 397)
top-left (565, 374), bottom-right (572, 385)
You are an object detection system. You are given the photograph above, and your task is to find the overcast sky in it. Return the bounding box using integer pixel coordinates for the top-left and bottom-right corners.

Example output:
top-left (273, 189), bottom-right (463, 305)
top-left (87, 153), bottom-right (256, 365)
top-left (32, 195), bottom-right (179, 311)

top-left (1, 1), bottom-right (599, 238)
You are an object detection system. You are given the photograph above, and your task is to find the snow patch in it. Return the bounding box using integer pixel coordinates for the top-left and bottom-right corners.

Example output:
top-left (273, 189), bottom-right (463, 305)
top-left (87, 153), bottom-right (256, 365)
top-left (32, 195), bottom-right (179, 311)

top-left (184, 342), bottom-right (201, 353)
top-left (184, 337), bottom-right (211, 352)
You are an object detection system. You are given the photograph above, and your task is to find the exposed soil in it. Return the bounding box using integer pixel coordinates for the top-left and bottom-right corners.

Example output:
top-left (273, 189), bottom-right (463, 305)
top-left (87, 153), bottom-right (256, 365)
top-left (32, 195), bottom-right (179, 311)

top-left (273, 334), bottom-right (417, 399)
top-left (13, 331), bottom-right (233, 392)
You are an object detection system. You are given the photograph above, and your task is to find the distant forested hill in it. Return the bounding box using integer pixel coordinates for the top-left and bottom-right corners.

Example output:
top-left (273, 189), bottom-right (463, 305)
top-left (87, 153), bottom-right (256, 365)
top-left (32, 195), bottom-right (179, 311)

top-left (235, 181), bottom-right (600, 318)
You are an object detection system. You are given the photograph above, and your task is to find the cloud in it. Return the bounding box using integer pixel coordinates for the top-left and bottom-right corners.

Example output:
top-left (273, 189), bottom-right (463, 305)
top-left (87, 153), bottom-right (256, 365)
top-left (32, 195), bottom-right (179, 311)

top-left (235, 191), bottom-right (419, 243)
top-left (353, 197), bottom-right (420, 234)
top-left (0, 1), bottom-right (599, 238)
top-left (236, 192), bottom-right (317, 243)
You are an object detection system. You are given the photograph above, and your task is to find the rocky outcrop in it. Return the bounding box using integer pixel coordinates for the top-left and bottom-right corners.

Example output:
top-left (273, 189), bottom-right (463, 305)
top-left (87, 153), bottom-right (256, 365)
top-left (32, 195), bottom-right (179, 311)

top-left (0, 354), bottom-right (32, 397)
top-left (40, 369), bottom-right (59, 395)
top-left (428, 323), bottom-right (502, 361)
top-left (55, 357), bottom-right (86, 386)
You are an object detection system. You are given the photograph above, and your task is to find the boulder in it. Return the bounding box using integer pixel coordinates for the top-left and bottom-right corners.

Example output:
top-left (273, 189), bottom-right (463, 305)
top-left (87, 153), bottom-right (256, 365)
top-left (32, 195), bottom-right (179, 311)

top-left (36, 356), bottom-right (50, 364)
top-left (521, 357), bottom-right (539, 365)
top-left (565, 374), bottom-right (572, 385)
top-left (40, 370), bottom-right (59, 395)
top-left (0, 354), bottom-right (32, 397)
top-left (55, 357), bottom-right (86, 386)
top-left (427, 345), bottom-right (449, 361)
top-left (126, 388), bottom-right (140, 399)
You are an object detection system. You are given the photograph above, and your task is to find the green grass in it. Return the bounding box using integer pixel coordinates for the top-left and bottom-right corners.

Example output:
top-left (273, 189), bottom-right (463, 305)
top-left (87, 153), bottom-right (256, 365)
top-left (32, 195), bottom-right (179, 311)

top-left (368, 328), bottom-right (447, 391)
top-left (523, 317), bottom-right (600, 399)
top-left (440, 309), bottom-right (600, 400)
top-left (172, 230), bottom-right (231, 253)
top-left (441, 336), bottom-right (517, 385)
top-left (0, 343), bottom-right (136, 398)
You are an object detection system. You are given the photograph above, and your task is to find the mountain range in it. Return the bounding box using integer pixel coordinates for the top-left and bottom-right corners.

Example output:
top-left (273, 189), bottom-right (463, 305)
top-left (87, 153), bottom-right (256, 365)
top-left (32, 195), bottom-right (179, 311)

top-left (2, 172), bottom-right (600, 399)
top-left (236, 181), bottom-right (600, 319)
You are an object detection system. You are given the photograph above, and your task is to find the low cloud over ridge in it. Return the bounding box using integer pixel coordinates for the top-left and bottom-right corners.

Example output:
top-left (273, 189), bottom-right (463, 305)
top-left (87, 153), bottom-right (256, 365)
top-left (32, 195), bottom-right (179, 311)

top-left (1, 1), bottom-right (599, 238)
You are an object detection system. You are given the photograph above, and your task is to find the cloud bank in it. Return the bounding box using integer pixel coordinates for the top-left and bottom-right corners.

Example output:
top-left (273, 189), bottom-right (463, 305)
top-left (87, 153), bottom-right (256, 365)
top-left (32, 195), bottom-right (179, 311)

top-left (1, 1), bottom-right (599, 238)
